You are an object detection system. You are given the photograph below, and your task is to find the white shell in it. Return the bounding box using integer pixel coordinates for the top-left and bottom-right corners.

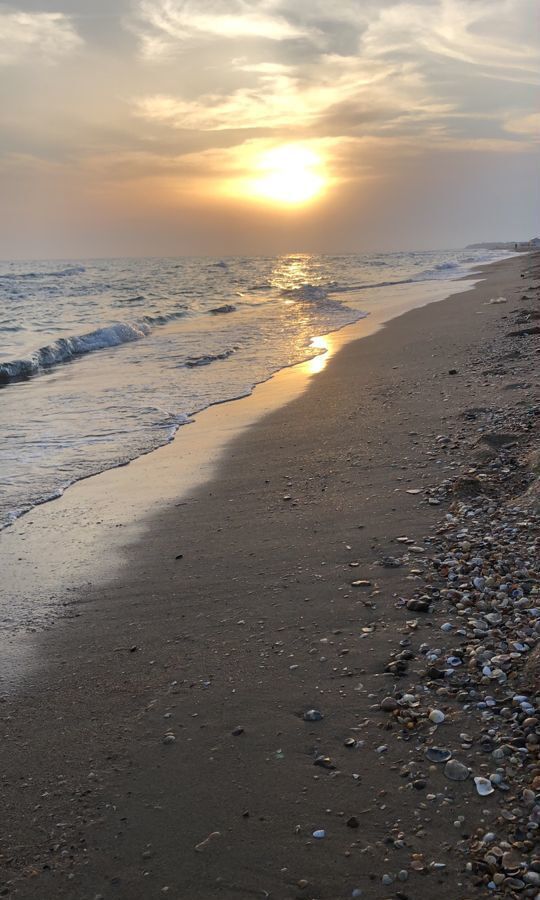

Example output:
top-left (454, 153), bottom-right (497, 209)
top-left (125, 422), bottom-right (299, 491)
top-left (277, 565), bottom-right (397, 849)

top-left (474, 776), bottom-right (494, 796)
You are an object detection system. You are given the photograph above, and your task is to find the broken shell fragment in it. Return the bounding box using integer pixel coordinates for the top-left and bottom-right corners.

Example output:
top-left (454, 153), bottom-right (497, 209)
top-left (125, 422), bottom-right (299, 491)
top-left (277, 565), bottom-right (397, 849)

top-left (425, 747), bottom-right (452, 763)
top-left (474, 776), bottom-right (495, 796)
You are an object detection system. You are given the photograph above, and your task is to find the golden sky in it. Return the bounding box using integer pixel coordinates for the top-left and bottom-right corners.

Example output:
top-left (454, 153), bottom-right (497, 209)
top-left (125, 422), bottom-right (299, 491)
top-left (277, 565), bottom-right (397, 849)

top-left (0, 0), bottom-right (538, 257)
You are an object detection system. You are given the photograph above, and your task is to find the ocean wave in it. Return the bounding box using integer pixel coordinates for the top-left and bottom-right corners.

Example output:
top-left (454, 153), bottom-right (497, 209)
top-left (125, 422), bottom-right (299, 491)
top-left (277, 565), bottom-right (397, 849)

top-left (142, 309), bottom-right (187, 326)
top-left (434, 261), bottom-right (459, 271)
top-left (0, 265), bottom-right (86, 280)
top-left (331, 278), bottom-right (414, 293)
top-left (185, 349), bottom-right (237, 367)
top-left (116, 294), bottom-right (146, 304)
top-left (280, 284), bottom-right (329, 301)
top-left (413, 261), bottom-right (465, 282)
top-left (209, 304), bottom-right (236, 314)
top-left (0, 321), bottom-right (151, 384)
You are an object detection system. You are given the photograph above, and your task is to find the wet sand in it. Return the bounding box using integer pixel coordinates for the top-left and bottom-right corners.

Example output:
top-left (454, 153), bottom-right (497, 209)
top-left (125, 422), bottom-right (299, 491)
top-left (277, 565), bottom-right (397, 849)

top-left (1, 252), bottom-right (538, 900)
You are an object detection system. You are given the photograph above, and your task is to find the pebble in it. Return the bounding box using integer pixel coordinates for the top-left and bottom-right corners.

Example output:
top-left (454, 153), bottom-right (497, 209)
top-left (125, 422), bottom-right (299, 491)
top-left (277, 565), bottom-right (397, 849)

top-left (380, 697), bottom-right (399, 712)
top-left (303, 709), bottom-right (323, 721)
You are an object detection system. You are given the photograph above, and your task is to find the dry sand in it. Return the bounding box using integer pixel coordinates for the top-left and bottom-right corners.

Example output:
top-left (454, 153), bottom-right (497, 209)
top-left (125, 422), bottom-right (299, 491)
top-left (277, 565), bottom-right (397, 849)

top-left (1, 252), bottom-right (538, 900)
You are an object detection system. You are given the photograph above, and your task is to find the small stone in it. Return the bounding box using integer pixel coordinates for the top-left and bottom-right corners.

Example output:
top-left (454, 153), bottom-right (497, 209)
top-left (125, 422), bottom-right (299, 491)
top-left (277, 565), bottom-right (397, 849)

top-left (162, 733), bottom-right (176, 745)
top-left (314, 755), bottom-right (335, 770)
top-left (231, 725), bottom-right (244, 736)
top-left (346, 816), bottom-right (359, 829)
top-left (312, 829), bottom-right (326, 839)
top-left (429, 709), bottom-right (445, 724)
top-left (380, 697), bottom-right (399, 712)
top-left (303, 709), bottom-right (323, 721)
top-left (406, 599), bottom-right (430, 612)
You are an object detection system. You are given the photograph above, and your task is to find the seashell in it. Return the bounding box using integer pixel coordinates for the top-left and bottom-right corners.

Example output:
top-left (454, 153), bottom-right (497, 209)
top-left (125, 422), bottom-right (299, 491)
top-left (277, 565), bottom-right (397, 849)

top-left (474, 776), bottom-right (495, 796)
top-left (425, 747), bottom-right (452, 763)
top-left (444, 759), bottom-right (469, 781)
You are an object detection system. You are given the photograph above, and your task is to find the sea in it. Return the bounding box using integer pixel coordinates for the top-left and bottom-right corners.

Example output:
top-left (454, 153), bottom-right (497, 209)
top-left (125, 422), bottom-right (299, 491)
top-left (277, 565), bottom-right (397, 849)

top-left (0, 248), bottom-right (512, 528)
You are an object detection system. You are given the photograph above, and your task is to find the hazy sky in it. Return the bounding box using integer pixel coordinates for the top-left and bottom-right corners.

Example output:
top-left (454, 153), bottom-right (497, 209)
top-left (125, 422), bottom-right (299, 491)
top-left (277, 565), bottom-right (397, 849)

top-left (0, 0), bottom-right (538, 257)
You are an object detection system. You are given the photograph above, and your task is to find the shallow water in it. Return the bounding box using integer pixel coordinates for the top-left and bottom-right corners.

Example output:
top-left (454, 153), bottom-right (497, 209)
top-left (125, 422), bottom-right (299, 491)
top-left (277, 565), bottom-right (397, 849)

top-left (0, 248), bottom-right (512, 526)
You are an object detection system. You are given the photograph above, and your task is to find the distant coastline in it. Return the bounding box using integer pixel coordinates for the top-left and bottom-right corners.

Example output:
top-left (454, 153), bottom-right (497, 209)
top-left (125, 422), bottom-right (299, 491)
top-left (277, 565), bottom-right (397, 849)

top-left (466, 236), bottom-right (540, 251)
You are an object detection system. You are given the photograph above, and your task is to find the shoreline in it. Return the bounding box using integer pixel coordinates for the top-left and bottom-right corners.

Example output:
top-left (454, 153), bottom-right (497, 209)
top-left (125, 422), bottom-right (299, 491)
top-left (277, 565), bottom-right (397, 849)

top-left (0, 263), bottom-right (504, 647)
top-left (1, 252), bottom-right (538, 900)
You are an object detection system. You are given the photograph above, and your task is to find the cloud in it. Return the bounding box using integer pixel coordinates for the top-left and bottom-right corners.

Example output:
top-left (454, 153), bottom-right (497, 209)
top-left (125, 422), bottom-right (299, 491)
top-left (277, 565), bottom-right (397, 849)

top-left (133, 52), bottom-right (454, 136)
top-left (0, 10), bottom-right (82, 65)
top-left (505, 112), bottom-right (540, 139)
top-left (131, 0), bottom-right (308, 59)
top-left (130, 0), bottom-right (538, 156)
top-left (359, 0), bottom-right (540, 82)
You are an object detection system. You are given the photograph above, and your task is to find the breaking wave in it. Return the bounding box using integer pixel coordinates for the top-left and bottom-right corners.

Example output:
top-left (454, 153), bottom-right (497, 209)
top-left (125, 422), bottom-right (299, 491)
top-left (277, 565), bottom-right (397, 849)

top-left (434, 261), bottom-right (459, 271)
top-left (0, 321), bottom-right (151, 384)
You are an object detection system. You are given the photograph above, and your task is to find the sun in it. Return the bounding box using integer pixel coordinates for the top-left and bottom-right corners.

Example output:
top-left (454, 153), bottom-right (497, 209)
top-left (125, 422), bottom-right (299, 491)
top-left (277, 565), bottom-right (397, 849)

top-left (249, 145), bottom-right (326, 206)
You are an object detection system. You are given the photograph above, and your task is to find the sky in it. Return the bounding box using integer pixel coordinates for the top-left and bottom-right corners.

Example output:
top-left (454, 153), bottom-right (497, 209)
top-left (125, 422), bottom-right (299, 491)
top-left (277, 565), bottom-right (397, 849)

top-left (0, 0), bottom-right (538, 258)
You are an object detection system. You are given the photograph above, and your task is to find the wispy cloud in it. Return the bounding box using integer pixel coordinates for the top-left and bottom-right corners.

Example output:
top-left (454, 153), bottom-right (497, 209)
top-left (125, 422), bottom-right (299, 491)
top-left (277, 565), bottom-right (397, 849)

top-left (133, 59), bottom-right (396, 131)
top-left (131, 0), bottom-right (308, 59)
top-left (505, 112), bottom-right (540, 139)
top-left (360, 0), bottom-right (539, 81)
top-left (131, 0), bottom-right (538, 154)
top-left (0, 11), bottom-right (82, 66)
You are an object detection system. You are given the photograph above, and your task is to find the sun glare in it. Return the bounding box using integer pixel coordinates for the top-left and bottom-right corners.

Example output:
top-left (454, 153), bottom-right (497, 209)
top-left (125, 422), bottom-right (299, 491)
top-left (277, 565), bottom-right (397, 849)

top-left (249, 145), bottom-right (326, 206)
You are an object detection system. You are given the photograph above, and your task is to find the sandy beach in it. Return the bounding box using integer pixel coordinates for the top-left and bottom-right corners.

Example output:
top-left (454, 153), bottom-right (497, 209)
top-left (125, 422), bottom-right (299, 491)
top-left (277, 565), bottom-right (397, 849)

top-left (1, 252), bottom-right (539, 899)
